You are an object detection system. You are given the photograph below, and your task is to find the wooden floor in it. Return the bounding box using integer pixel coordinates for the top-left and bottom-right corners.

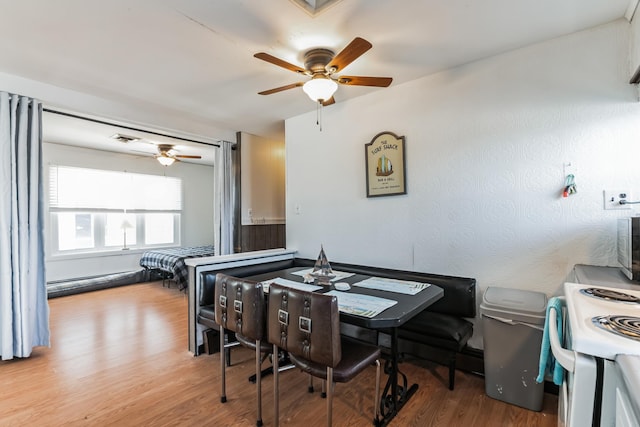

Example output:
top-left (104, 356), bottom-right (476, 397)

top-left (1, 282), bottom-right (558, 426)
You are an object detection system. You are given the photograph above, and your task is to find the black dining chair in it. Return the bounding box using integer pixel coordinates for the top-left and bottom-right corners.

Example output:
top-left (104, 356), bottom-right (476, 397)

top-left (214, 273), bottom-right (271, 427)
top-left (267, 283), bottom-right (382, 427)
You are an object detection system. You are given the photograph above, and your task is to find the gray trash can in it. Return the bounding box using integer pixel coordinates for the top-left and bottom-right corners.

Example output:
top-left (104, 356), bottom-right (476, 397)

top-left (481, 287), bottom-right (547, 411)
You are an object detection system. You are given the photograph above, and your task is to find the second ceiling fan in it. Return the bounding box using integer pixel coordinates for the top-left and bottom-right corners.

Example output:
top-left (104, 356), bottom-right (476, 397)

top-left (155, 144), bottom-right (201, 166)
top-left (254, 37), bottom-right (392, 106)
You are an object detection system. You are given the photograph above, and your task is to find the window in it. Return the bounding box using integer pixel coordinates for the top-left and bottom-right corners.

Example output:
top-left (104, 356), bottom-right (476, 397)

top-left (49, 165), bottom-right (182, 254)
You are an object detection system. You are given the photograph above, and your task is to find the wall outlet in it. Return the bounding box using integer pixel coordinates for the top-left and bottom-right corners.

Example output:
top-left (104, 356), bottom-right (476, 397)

top-left (603, 190), bottom-right (631, 210)
top-left (295, 204), bottom-right (302, 215)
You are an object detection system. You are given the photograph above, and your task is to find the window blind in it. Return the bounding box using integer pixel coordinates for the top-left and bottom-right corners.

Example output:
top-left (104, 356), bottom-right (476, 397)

top-left (49, 165), bottom-right (182, 211)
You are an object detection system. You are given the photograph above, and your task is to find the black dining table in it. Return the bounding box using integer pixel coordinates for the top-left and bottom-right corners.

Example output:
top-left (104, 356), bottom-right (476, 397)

top-left (245, 266), bottom-right (444, 427)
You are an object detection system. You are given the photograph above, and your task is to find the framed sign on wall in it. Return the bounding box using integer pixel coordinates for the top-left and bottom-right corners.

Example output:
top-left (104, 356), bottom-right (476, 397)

top-left (365, 131), bottom-right (406, 197)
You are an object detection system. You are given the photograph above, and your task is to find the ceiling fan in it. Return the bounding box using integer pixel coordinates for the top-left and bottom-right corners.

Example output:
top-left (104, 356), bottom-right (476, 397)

top-left (155, 144), bottom-right (201, 166)
top-left (109, 134), bottom-right (203, 166)
top-left (254, 37), bottom-right (392, 106)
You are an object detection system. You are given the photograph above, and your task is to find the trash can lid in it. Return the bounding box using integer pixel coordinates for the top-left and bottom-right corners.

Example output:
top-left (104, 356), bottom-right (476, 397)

top-left (481, 287), bottom-right (547, 325)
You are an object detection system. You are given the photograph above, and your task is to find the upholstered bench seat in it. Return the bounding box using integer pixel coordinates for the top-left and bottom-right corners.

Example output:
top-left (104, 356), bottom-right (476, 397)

top-left (399, 311), bottom-right (473, 352)
top-left (198, 305), bottom-right (236, 358)
top-left (198, 304), bottom-right (216, 328)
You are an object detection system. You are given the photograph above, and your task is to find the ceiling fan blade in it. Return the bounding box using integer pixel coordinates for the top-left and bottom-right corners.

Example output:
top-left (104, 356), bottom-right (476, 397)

top-left (321, 97), bottom-right (335, 106)
top-left (174, 155), bottom-right (202, 159)
top-left (258, 82), bottom-right (304, 95)
top-left (327, 37), bottom-right (372, 73)
top-left (254, 52), bottom-right (306, 74)
top-left (337, 76), bottom-right (392, 87)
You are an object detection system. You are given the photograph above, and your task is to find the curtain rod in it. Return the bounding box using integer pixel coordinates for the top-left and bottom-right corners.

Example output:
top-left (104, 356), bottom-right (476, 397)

top-left (43, 108), bottom-right (222, 148)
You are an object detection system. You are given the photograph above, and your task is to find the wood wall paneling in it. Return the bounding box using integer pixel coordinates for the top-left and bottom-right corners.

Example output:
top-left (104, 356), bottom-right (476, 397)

top-left (241, 224), bottom-right (286, 252)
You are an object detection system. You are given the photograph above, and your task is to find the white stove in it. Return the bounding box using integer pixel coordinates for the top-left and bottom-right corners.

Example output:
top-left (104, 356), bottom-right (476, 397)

top-left (554, 282), bottom-right (640, 427)
top-left (565, 282), bottom-right (640, 359)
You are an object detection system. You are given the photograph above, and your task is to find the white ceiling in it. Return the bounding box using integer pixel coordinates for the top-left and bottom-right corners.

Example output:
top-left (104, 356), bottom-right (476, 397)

top-left (0, 0), bottom-right (634, 163)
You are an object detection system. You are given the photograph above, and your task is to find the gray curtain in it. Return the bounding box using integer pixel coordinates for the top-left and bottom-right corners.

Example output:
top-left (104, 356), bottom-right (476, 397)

top-left (213, 140), bottom-right (236, 255)
top-left (0, 92), bottom-right (50, 359)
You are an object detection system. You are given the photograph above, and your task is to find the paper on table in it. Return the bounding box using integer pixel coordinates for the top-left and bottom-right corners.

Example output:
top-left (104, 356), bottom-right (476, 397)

top-left (324, 290), bottom-right (397, 318)
top-left (261, 277), bottom-right (322, 293)
top-left (352, 277), bottom-right (431, 295)
top-left (291, 267), bottom-right (355, 282)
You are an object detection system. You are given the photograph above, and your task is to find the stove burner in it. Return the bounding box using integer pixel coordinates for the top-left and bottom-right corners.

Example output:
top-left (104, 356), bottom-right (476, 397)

top-left (592, 315), bottom-right (640, 341)
top-left (579, 287), bottom-right (640, 304)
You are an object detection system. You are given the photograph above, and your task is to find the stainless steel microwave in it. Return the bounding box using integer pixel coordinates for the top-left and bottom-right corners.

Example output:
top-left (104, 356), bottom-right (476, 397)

top-left (618, 217), bottom-right (640, 281)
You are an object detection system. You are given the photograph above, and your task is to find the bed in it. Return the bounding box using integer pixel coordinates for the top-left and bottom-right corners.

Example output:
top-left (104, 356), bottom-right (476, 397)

top-left (139, 245), bottom-right (216, 289)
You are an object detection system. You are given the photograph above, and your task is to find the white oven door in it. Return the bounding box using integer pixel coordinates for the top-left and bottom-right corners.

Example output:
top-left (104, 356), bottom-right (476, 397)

top-left (566, 353), bottom-right (597, 426)
top-left (600, 359), bottom-right (619, 427)
top-left (549, 305), bottom-right (597, 427)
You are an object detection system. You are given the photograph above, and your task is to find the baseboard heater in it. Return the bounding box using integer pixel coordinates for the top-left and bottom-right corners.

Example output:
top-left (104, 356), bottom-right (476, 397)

top-left (46, 269), bottom-right (149, 298)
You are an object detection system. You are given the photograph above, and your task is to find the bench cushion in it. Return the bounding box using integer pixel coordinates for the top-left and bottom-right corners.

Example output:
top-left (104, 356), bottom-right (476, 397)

top-left (398, 311), bottom-right (473, 351)
top-left (197, 304), bottom-right (217, 329)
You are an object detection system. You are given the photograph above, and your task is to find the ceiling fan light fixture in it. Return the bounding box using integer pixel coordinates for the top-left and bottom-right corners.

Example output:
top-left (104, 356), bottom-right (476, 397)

top-left (157, 156), bottom-right (176, 166)
top-left (303, 76), bottom-right (337, 103)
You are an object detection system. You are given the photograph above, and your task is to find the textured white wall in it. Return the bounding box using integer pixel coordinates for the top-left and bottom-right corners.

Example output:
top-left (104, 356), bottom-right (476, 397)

top-left (285, 20), bottom-right (640, 348)
top-left (43, 142), bottom-right (215, 281)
